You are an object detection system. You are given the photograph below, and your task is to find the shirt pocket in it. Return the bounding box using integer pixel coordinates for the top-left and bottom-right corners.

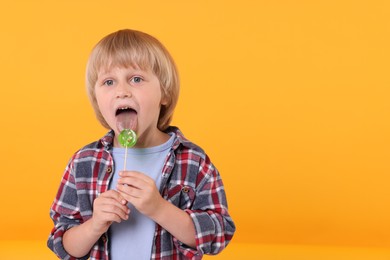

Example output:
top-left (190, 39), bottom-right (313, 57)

top-left (166, 184), bottom-right (196, 209)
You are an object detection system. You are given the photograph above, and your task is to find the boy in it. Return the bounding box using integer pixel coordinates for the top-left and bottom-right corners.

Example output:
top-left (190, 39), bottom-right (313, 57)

top-left (48, 29), bottom-right (235, 260)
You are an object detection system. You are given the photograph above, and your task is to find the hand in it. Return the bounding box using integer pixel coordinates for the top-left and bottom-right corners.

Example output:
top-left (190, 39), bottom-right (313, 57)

top-left (91, 190), bottom-right (130, 234)
top-left (117, 171), bottom-right (164, 218)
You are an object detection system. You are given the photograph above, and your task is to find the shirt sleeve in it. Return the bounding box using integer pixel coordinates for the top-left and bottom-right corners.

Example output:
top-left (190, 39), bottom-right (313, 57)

top-left (176, 155), bottom-right (236, 256)
top-left (47, 160), bottom-right (90, 260)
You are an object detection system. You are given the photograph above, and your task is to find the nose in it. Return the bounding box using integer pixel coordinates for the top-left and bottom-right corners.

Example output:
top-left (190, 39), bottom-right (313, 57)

top-left (116, 83), bottom-right (132, 99)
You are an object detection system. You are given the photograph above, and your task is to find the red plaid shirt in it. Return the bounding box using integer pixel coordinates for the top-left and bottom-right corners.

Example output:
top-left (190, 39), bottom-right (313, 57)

top-left (48, 127), bottom-right (235, 259)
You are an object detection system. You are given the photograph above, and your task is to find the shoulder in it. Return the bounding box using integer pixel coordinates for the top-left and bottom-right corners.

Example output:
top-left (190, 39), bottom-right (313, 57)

top-left (166, 126), bottom-right (206, 157)
top-left (69, 131), bottom-right (114, 161)
top-left (64, 131), bottom-right (114, 179)
top-left (167, 126), bottom-right (217, 174)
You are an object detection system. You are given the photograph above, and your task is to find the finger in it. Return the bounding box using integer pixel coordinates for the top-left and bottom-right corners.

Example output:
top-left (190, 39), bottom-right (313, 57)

top-left (116, 183), bottom-right (142, 199)
top-left (99, 189), bottom-right (127, 205)
top-left (118, 174), bottom-right (152, 189)
top-left (100, 211), bottom-right (128, 224)
top-left (119, 171), bottom-right (152, 182)
top-left (100, 200), bottom-right (130, 220)
top-left (95, 194), bottom-right (129, 216)
top-left (117, 177), bottom-right (144, 189)
top-left (106, 208), bottom-right (130, 222)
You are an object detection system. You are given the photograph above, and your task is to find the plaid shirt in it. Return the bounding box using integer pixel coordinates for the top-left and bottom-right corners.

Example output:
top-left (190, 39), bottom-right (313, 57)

top-left (48, 127), bottom-right (235, 260)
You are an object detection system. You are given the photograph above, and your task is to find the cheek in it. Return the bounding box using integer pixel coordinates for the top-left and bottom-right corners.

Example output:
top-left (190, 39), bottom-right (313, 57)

top-left (145, 96), bottom-right (163, 114)
top-left (95, 96), bottom-right (104, 113)
top-left (95, 93), bottom-right (111, 118)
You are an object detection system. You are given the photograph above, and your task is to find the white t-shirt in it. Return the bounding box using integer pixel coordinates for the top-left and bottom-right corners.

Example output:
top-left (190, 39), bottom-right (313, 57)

top-left (108, 133), bottom-right (175, 260)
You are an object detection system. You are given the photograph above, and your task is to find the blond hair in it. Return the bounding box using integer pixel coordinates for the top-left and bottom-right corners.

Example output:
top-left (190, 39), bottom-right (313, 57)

top-left (86, 29), bottom-right (180, 131)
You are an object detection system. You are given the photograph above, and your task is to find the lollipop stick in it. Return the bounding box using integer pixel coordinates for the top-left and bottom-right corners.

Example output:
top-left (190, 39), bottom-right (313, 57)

top-left (118, 128), bottom-right (137, 171)
top-left (123, 146), bottom-right (128, 171)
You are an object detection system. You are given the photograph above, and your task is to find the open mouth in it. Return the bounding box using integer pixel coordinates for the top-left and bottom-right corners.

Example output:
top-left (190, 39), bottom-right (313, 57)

top-left (115, 106), bottom-right (138, 131)
top-left (115, 106), bottom-right (137, 116)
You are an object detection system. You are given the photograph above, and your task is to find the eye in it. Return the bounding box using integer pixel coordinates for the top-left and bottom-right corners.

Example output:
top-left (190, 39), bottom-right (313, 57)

top-left (130, 76), bottom-right (143, 84)
top-left (103, 79), bottom-right (114, 86)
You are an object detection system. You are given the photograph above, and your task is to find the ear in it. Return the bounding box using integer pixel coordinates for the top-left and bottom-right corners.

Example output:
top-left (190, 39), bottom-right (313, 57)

top-left (161, 99), bottom-right (168, 106)
top-left (160, 92), bottom-right (169, 106)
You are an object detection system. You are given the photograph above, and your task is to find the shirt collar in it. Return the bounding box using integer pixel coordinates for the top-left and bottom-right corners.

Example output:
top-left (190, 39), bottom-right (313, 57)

top-left (100, 130), bottom-right (115, 150)
top-left (98, 126), bottom-right (193, 151)
top-left (165, 126), bottom-right (198, 151)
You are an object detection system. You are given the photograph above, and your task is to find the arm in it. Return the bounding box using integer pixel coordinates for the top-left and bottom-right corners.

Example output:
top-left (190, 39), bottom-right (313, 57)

top-left (48, 158), bottom-right (129, 259)
top-left (117, 171), bottom-right (196, 247)
top-left (48, 163), bottom-right (84, 259)
top-left (150, 196), bottom-right (196, 247)
top-left (63, 190), bottom-right (130, 258)
top-left (63, 219), bottom-right (100, 257)
top-left (176, 154), bottom-right (236, 255)
top-left (117, 153), bottom-right (236, 255)
top-left (185, 169), bottom-right (236, 255)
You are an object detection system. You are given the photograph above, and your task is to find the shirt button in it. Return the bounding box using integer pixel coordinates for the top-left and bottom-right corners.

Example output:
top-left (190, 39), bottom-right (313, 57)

top-left (182, 186), bottom-right (190, 193)
top-left (107, 167), bottom-right (112, 173)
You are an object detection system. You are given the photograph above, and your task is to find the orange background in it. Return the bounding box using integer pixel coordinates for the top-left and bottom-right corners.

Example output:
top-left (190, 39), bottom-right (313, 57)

top-left (0, 0), bottom-right (389, 258)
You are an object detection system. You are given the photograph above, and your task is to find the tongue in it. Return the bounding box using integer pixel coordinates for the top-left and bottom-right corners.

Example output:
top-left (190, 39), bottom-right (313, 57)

top-left (116, 111), bottom-right (137, 132)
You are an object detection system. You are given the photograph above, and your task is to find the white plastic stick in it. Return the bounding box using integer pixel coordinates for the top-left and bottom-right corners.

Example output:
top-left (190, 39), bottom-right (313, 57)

top-left (123, 146), bottom-right (128, 171)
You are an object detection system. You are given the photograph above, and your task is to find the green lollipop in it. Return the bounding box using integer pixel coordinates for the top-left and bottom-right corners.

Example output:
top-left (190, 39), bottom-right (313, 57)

top-left (118, 129), bottom-right (137, 171)
top-left (118, 129), bottom-right (137, 148)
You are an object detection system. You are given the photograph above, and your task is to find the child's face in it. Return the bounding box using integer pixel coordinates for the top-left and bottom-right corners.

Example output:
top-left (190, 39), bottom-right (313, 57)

top-left (94, 65), bottom-right (167, 147)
